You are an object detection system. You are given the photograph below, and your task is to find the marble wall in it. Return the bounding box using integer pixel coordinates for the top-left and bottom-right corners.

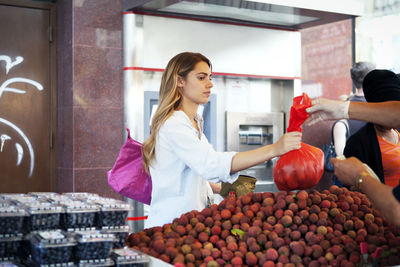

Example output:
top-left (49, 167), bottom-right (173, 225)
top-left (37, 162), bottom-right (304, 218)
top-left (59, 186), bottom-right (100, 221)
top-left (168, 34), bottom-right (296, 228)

top-left (57, 0), bottom-right (124, 198)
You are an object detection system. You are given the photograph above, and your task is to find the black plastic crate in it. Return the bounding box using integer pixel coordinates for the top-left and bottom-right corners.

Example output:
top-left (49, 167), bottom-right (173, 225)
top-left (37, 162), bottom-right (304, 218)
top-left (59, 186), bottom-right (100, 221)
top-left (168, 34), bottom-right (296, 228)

top-left (61, 201), bottom-right (99, 230)
top-left (94, 199), bottom-right (132, 227)
top-left (0, 206), bottom-right (27, 234)
top-left (111, 248), bottom-right (149, 267)
top-left (0, 233), bottom-right (23, 259)
top-left (101, 225), bottom-right (130, 249)
top-left (24, 203), bottom-right (64, 232)
top-left (27, 230), bottom-right (76, 265)
top-left (73, 230), bottom-right (116, 261)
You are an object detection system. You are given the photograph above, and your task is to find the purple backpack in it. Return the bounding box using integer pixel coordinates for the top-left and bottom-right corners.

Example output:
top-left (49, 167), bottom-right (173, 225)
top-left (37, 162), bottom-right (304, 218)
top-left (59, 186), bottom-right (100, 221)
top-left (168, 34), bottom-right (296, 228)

top-left (107, 128), bottom-right (152, 205)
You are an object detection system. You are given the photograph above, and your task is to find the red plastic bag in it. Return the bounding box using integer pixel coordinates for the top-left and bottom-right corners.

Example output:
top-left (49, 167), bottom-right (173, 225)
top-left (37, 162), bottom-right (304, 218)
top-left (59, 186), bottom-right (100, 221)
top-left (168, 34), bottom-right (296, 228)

top-left (273, 93), bottom-right (324, 191)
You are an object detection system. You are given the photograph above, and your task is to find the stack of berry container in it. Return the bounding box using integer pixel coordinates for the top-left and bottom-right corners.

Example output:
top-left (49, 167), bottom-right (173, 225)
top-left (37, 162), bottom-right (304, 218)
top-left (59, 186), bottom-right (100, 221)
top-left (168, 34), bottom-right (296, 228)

top-left (93, 198), bottom-right (132, 250)
top-left (0, 204), bottom-right (27, 261)
top-left (60, 200), bottom-right (100, 231)
top-left (101, 225), bottom-right (130, 250)
top-left (0, 196), bottom-right (27, 263)
top-left (72, 229), bottom-right (117, 265)
top-left (111, 247), bottom-right (150, 267)
top-left (0, 193), bottom-right (135, 266)
top-left (23, 201), bottom-right (64, 232)
top-left (26, 229), bottom-right (76, 266)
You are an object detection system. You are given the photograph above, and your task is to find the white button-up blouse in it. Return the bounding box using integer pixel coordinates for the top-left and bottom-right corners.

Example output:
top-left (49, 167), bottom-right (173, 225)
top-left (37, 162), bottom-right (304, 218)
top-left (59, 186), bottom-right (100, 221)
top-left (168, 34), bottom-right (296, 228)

top-left (145, 110), bottom-right (239, 228)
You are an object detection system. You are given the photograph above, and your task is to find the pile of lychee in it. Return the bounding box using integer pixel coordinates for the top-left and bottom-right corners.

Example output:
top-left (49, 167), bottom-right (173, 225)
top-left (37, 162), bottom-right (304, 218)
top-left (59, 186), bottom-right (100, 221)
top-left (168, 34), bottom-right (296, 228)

top-left (127, 185), bottom-right (400, 266)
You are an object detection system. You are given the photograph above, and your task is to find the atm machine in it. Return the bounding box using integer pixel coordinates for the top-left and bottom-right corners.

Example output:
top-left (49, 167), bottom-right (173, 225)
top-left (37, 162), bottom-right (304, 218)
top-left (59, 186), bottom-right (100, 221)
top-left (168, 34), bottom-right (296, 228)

top-left (226, 111), bottom-right (285, 192)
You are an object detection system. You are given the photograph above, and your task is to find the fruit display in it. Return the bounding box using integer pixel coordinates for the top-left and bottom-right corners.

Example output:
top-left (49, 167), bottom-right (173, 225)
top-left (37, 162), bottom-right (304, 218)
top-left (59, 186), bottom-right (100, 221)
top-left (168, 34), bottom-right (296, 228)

top-left (127, 186), bottom-right (400, 266)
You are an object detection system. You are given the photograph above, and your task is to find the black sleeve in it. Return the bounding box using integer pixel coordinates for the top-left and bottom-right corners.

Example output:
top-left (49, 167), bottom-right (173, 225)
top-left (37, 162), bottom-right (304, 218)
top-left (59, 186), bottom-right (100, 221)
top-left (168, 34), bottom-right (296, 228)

top-left (344, 135), bottom-right (366, 162)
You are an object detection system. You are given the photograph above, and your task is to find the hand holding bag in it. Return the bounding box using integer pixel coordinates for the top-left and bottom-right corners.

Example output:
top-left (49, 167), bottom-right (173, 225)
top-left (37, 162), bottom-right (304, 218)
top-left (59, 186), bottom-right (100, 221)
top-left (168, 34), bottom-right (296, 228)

top-left (107, 128), bottom-right (152, 205)
top-left (273, 93), bottom-right (324, 191)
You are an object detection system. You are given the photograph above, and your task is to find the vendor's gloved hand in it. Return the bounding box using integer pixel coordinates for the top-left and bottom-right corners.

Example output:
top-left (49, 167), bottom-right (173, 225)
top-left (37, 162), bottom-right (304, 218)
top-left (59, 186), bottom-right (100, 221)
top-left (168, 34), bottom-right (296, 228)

top-left (220, 175), bottom-right (257, 198)
top-left (306, 98), bottom-right (350, 126)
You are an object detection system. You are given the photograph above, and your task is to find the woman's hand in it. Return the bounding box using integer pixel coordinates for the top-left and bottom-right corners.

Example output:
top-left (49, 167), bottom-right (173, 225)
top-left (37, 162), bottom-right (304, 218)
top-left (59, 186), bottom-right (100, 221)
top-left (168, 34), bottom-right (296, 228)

top-left (330, 157), bottom-right (367, 186)
top-left (273, 131), bottom-right (302, 157)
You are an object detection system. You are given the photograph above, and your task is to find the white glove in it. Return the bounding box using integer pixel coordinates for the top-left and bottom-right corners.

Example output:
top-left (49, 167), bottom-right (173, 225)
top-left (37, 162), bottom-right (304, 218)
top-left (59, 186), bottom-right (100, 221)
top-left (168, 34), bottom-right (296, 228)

top-left (305, 98), bottom-right (350, 126)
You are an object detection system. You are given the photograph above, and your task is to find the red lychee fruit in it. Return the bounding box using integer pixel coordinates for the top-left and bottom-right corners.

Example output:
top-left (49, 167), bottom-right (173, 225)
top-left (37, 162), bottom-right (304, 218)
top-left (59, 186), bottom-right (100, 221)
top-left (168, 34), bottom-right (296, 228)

top-left (281, 215), bottom-right (292, 227)
top-left (198, 232), bottom-right (209, 243)
top-left (248, 225), bottom-right (262, 237)
top-left (263, 197), bottom-right (275, 206)
top-left (227, 241), bottom-right (238, 251)
top-left (296, 190), bottom-right (308, 200)
top-left (266, 248), bottom-right (279, 260)
top-left (245, 252), bottom-right (258, 265)
top-left (195, 222), bottom-right (206, 233)
top-left (211, 225), bottom-right (221, 236)
top-left (231, 256), bottom-right (243, 265)
top-left (221, 209), bottom-right (231, 220)
top-left (240, 195), bottom-right (251, 205)
top-left (289, 241), bottom-right (304, 256)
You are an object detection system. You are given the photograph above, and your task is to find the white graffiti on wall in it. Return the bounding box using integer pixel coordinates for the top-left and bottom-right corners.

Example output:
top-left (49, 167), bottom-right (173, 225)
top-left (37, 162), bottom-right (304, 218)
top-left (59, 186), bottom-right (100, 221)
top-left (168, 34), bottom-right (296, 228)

top-left (0, 55), bottom-right (44, 177)
top-left (0, 56), bottom-right (23, 74)
top-left (0, 77), bottom-right (43, 98)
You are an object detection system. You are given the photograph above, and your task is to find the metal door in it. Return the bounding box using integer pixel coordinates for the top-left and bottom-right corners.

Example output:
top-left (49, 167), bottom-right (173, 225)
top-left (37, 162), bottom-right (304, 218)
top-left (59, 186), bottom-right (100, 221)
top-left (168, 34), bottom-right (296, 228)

top-left (0, 2), bottom-right (56, 192)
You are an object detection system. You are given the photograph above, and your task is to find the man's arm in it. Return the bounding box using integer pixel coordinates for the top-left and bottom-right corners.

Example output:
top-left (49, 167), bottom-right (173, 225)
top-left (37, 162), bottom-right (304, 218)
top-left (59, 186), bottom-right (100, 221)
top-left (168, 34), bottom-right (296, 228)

top-left (306, 99), bottom-right (400, 129)
top-left (349, 101), bottom-right (400, 129)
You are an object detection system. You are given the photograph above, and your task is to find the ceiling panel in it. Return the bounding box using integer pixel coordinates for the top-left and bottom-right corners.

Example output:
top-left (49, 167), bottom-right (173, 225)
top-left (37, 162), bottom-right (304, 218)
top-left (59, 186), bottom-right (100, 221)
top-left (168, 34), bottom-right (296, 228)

top-left (126, 0), bottom-right (364, 30)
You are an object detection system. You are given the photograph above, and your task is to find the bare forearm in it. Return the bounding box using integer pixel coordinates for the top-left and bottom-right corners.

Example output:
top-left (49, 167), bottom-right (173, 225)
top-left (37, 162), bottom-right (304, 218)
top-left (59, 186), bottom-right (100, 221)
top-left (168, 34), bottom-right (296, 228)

top-left (349, 101), bottom-right (400, 128)
top-left (230, 131), bottom-right (302, 173)
top-left (360, 175), bottom-right (400, 226)
top-left (230, 145), bottom-right (277, 173)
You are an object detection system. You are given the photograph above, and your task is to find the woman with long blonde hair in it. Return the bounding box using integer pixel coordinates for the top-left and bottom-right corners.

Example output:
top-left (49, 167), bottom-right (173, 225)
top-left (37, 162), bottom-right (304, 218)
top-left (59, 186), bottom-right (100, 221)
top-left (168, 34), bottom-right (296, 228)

top-left (142, 52), bottom-right (302, 228)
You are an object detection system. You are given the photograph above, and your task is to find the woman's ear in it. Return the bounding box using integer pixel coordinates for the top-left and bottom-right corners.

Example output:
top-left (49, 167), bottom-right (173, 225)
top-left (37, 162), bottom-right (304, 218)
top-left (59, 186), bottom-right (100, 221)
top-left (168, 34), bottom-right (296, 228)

top-left (177, 75), bottom-right (184, 87)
